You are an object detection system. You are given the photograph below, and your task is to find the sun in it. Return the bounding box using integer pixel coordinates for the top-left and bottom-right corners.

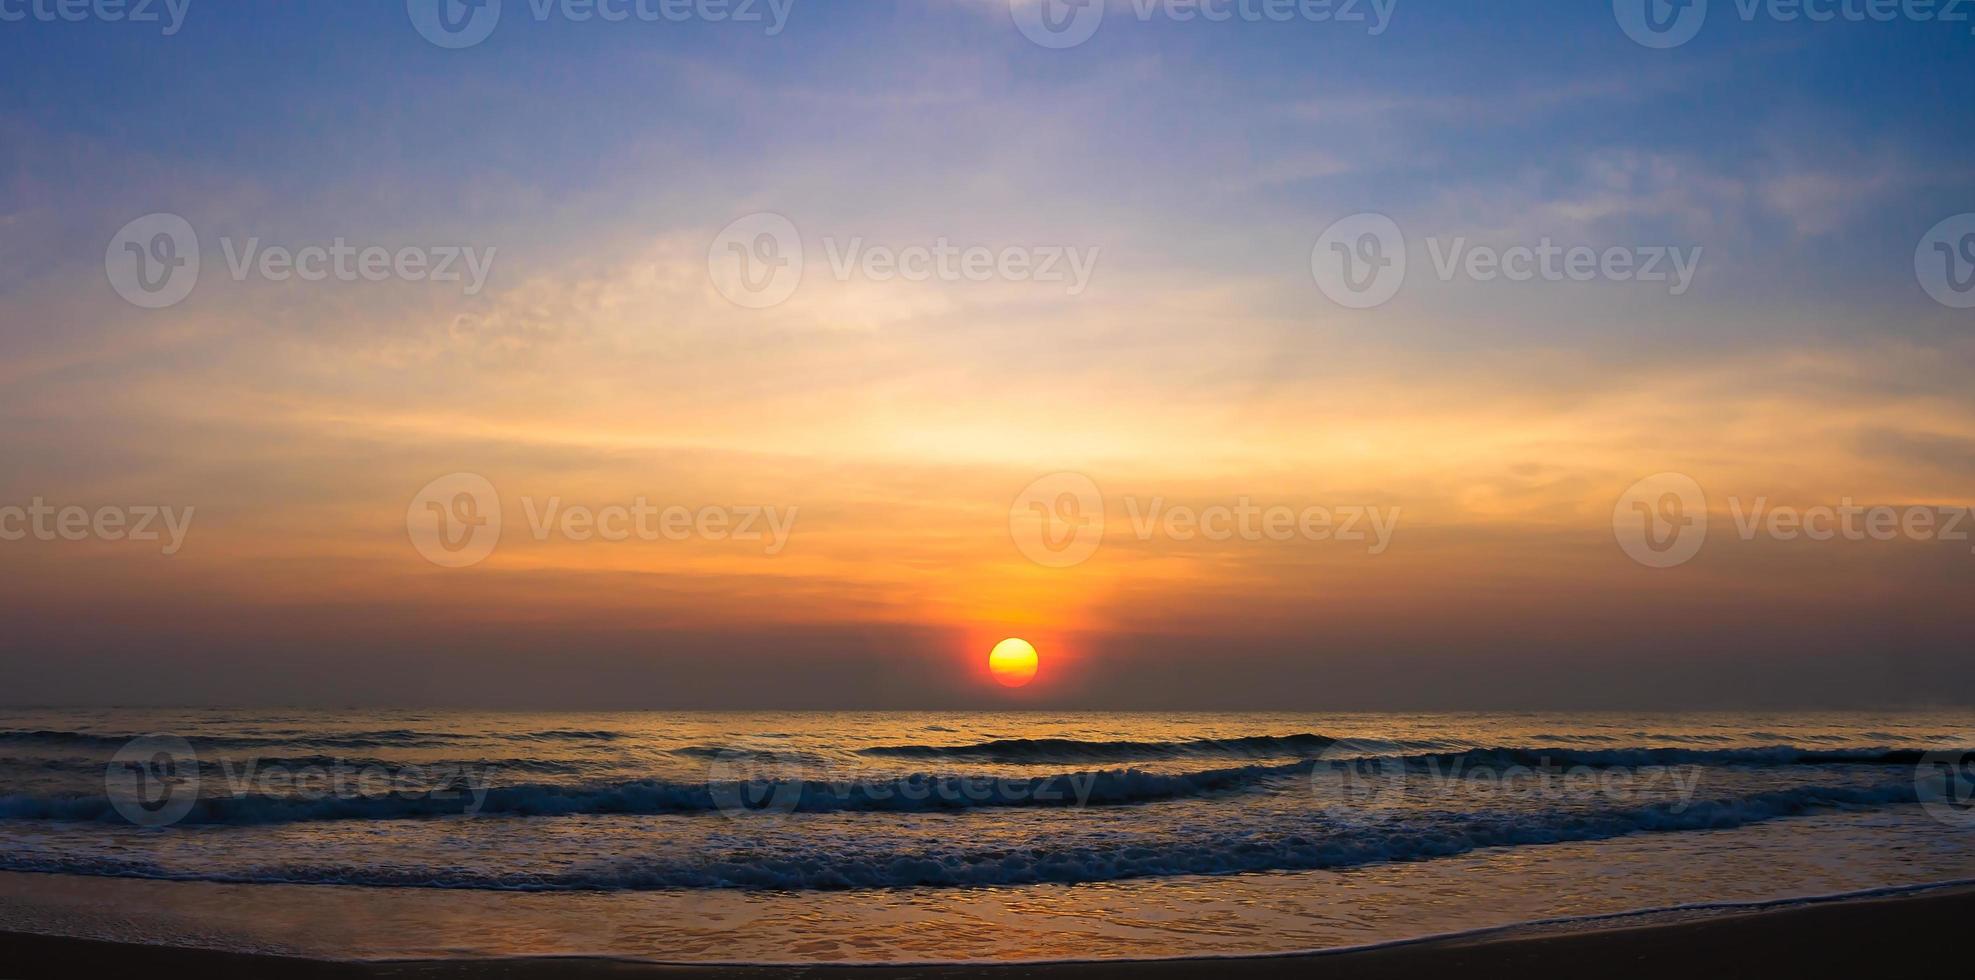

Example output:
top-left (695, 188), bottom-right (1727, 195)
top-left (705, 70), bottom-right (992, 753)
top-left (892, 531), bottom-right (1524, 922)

top-left (987, 638), bottom-right (1039, 688)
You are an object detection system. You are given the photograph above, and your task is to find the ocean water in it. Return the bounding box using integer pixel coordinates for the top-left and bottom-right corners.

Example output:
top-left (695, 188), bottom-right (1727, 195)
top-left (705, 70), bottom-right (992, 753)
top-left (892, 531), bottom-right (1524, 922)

top-left (0, 709), bottom-right (1972, 963)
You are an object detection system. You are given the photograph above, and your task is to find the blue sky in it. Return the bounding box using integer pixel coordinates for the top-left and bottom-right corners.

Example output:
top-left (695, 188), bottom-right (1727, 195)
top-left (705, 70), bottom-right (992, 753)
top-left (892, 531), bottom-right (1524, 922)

top-left (9, 2), bottom-right (1971, 307)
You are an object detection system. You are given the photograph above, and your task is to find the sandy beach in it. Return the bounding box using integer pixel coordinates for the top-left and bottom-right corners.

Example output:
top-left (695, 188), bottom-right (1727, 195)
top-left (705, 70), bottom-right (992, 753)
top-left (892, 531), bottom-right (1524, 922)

top-left (2, 884), bottom-right (1967, 979)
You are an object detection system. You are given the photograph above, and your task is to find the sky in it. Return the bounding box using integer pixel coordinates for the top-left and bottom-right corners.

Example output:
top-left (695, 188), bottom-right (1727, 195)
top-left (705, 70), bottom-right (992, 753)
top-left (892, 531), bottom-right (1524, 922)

top-left (1, 0), bottom-right (1973, 709)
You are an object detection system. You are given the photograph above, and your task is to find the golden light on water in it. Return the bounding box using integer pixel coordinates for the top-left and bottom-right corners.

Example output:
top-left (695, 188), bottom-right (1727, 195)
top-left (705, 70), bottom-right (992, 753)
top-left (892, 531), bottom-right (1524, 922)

top-left (988, 638), bottom-right (1039, 688)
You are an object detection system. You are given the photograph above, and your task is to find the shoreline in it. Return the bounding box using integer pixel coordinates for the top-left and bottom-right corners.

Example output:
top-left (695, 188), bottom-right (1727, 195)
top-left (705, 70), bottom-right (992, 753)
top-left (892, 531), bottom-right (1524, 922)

top-left (3, 883), bottom-right (1972, 978)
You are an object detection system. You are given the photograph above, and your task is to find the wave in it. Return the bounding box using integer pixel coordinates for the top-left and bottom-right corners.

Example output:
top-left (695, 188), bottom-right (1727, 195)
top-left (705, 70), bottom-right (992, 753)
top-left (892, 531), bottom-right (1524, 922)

top-left (669, 746), bottom-right (825, 764)
top-left (859, 733), bottom-right (1341, 762)
top-left (854, 732), bottom-right (1955, 768)
top-left (0, 760), bottom-right (1285, 826)
top-left (1407, 746), bottom-right (1939, 769)
top-left (0, 730), bottom-right (168, 750)
top-left (507, 730), bottom-right (626, 742)
top-left (0, 754), bottom-right (588, 779)
top-left (0, 780), bottom-right (1927, 891)
top-left (0, 728), bottom-right (625, 751)
top-left (2, 740), bottom-right (1950, 828)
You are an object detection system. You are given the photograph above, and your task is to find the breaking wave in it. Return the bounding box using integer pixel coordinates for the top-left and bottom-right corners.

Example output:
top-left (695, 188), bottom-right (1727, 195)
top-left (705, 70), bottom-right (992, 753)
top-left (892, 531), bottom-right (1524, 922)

top-left (0, 780), bottom-right (1925, 891)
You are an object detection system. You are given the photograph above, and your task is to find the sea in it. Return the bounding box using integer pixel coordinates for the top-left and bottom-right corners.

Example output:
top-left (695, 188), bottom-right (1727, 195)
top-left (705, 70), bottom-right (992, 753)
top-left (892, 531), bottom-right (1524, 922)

top-left (0, 708), bottom-right (1972, 964)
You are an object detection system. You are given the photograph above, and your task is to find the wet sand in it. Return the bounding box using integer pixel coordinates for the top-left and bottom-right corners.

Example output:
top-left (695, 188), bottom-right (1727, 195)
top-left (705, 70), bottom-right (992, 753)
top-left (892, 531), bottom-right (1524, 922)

top-left (2, 884), bottom-right (1967, 978)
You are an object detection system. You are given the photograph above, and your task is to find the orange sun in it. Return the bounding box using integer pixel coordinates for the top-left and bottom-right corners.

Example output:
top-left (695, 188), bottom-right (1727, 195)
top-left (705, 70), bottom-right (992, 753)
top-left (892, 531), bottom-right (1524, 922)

top-left (988, 638), bottom-right (1039, 688)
